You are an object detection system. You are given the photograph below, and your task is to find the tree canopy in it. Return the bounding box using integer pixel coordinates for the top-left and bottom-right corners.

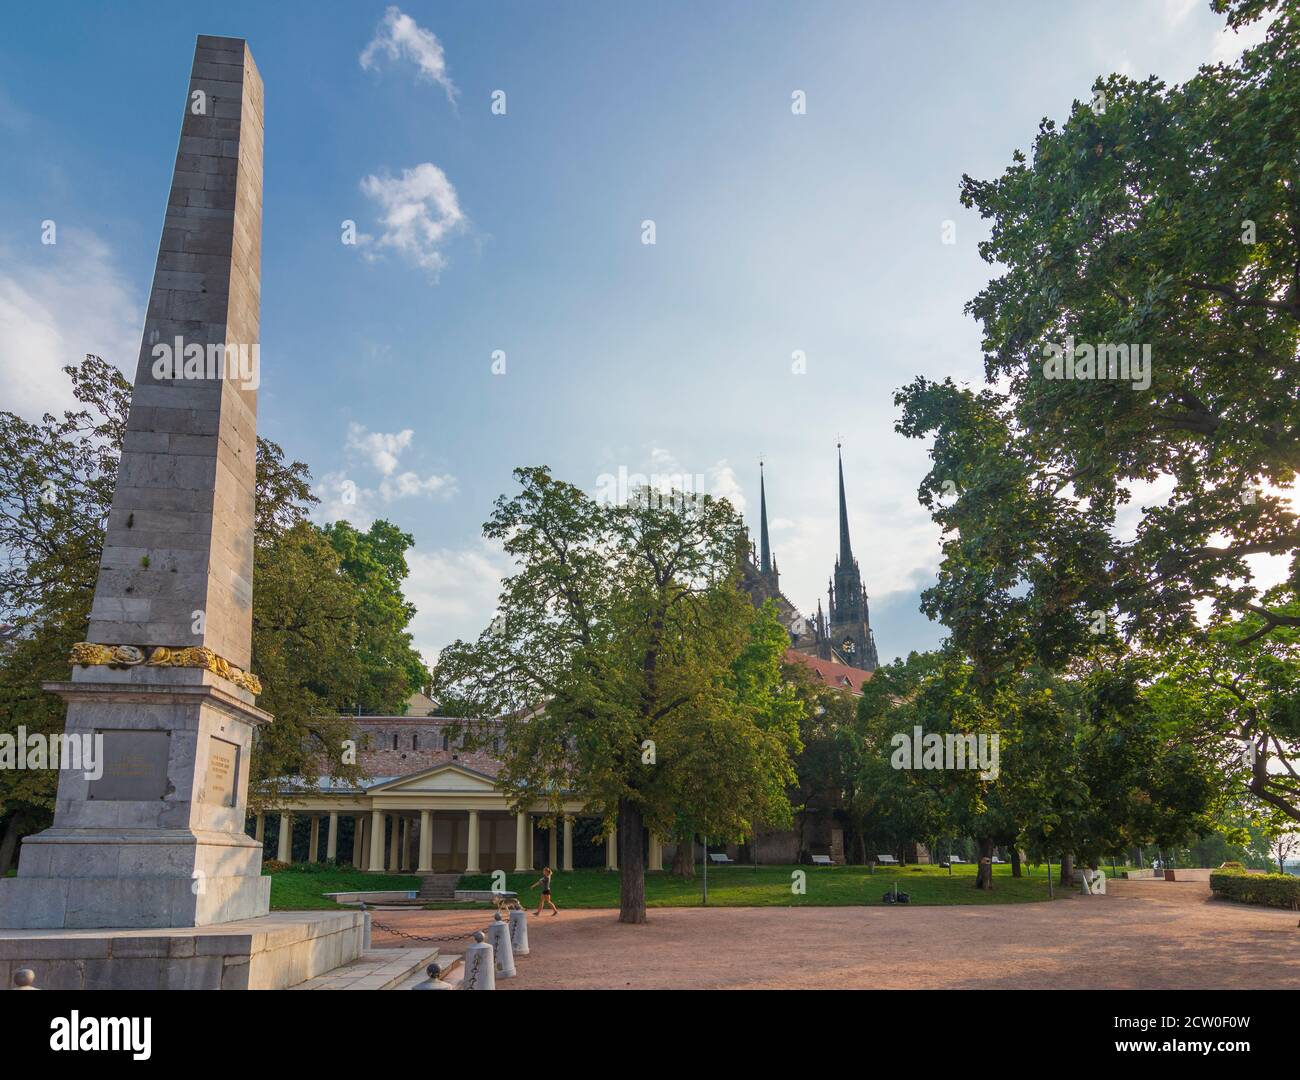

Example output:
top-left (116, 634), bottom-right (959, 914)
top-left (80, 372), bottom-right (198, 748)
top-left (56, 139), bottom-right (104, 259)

top-left (433, 467), bottom-right (802, 922)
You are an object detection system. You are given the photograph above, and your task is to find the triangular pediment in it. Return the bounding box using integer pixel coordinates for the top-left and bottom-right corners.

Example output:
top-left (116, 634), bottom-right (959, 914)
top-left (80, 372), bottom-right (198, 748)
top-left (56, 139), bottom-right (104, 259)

top-left (367, 762), bottom-right (500, 794)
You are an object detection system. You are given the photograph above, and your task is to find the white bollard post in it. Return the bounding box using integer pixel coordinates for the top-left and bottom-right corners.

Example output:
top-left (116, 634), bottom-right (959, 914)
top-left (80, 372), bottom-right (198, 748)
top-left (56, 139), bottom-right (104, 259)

top-left (412, 961), bottom-right (453, 990)
top-left (508, 906), bottom-right (530, 956)
top-left (463, 931), bottom-right (496, 990)
top-left (487, 911), bottom-right (516, 978)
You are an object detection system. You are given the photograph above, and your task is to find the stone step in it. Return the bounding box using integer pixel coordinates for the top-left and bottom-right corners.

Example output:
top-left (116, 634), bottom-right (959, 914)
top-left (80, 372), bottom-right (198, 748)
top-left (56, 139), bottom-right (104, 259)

top-left (417, 872), bottom-right (463, 900)
top-left (392, 955), bottom-right (463, 990)
top-left (290, 947), bottom-right (439, 991)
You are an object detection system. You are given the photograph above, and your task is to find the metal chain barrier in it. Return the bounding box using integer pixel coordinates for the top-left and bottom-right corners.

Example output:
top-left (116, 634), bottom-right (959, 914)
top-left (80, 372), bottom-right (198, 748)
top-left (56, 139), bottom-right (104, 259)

top-left (359, 899), bottom-right (514, 944)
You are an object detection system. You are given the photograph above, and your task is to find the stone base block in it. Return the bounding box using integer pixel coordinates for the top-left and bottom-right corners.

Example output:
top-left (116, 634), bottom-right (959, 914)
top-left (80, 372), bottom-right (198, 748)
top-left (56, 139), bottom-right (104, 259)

top-left (0, 910), bottom-right (366, 990)
top-left (0, 871), bottom-right (270, 929)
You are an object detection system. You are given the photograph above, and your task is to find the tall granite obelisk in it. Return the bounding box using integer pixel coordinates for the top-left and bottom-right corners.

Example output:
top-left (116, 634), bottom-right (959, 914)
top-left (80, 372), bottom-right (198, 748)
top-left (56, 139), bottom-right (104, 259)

top-left (0, 36), bottom-right (271, 929)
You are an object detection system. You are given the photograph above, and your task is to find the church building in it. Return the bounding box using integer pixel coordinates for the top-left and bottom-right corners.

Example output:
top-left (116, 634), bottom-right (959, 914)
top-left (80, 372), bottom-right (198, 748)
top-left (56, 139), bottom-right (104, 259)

top-left (741, 445), bottom-right (880, 671)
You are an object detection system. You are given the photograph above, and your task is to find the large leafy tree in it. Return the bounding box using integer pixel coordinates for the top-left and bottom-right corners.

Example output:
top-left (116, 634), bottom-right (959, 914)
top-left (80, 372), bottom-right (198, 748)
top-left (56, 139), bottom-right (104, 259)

top-left (323, 519), bottom-right (430, 713)
top-left (902, 1), bottom-right (1298, 654)
top-left (433, 468), bottom-right (801, 923)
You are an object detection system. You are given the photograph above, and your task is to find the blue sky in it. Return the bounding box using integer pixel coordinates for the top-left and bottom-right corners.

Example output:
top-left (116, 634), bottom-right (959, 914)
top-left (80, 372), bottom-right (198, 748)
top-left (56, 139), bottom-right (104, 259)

top-left (0, 2), bottom-right (1268, 667)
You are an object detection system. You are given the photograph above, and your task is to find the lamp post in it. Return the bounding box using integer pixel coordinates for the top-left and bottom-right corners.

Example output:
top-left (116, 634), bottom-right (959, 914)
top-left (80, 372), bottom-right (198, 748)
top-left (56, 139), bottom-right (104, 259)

top-left (702, 834), bottom-right (708, 905)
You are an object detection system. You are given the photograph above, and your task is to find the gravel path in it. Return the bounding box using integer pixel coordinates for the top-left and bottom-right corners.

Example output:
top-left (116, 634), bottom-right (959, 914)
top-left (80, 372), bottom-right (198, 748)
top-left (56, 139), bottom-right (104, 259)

top-left (367, 880), bottom-right (1300, 989)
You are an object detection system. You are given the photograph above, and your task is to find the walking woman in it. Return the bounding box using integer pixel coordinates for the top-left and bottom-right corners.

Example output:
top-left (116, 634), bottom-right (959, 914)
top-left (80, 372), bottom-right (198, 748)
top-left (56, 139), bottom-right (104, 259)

top-left (531, 866), bottom-right (559, 916)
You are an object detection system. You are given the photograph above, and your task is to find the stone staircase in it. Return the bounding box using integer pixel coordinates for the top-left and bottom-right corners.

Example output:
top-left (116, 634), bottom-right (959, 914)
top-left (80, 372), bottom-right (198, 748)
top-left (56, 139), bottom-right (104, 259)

top-left (418, 872), bottom-right (463, 902)
top-left (291, 947), bottom-right (462, 990)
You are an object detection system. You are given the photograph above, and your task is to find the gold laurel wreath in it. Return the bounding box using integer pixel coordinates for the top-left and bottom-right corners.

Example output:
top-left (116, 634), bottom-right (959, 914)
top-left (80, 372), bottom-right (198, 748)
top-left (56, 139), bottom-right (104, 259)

top-left (69, 642), bottom-right (262, 696)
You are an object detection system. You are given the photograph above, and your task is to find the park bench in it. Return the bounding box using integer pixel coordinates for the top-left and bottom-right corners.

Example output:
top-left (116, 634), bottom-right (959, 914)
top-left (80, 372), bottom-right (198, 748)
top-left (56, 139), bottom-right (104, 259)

top-left (990, 856), bottom-right (1005, 864)
top-left (948, 856), bottom-right (966, 864)
top-left (810, 854), bottom-right (834, 866)
top-left (876, 854), bottom-right (899, 865)
top-left (708, 853), bottom-right (734, 867)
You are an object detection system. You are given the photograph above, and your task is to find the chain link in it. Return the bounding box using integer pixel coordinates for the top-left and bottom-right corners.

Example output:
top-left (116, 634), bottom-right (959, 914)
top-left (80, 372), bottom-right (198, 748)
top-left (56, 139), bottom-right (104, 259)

top-left (361, 898), bottom-right (518, 944)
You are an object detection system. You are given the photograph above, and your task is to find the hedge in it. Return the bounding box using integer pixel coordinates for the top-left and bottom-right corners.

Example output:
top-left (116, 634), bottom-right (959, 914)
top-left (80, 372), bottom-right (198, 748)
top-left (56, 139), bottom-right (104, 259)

top-left (1209, 869), bottom-right (1300, 910)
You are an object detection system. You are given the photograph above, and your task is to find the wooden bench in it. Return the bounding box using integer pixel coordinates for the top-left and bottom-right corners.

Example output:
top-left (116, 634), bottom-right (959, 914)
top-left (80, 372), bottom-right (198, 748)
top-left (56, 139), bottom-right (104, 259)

top-left (707, 853), bottom-right (734, 867)
top-left (810, 854), bottom-right (834, 866)
top-left (948, 856), bottom-right (967, 864)
top-left (876, 854), bottom-right (899, 865)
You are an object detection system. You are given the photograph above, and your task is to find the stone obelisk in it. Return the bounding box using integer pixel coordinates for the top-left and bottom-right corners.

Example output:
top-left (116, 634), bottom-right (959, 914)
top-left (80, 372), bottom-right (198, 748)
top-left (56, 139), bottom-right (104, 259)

top-left (0, 35), bottom-right (271, 929)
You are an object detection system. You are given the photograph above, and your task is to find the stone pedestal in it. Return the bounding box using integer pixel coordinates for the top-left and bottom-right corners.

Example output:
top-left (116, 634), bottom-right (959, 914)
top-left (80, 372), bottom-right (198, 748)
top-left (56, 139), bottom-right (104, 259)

top-left (0, 673), bottom-right (270, 929)
top-left (0, 911), bottom-right (366, 990)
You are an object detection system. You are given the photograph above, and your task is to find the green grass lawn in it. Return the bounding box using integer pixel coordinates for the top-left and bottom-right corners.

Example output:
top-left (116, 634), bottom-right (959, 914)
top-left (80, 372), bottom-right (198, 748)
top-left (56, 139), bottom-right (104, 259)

top-left (267, 865), bottom-right (420, 911)
top-left (454, 863), bottom-right (1076, 909)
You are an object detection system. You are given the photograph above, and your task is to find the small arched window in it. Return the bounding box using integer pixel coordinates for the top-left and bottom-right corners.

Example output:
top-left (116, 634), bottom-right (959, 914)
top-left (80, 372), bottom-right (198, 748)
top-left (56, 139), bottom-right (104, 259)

top-left (412, 733), bottom-right (419, 750)
top-left (391, 734), bottom-right (398, 750)
top-left (442, 732), bottom-right (450, 751)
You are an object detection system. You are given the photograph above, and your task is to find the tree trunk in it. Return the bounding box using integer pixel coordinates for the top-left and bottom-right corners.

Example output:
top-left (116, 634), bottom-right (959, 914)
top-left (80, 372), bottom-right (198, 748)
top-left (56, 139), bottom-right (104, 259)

top-left (1010, 846), bottom-right (1022, 878)
top-left (671, 829), bottom-right (694, 878)
top-left (973, 837), bottom-right (994, 890)
top-left (1058, 853), bottom-right (1075, 888)
top-left (617, 799), bottom-right (646, 924)
top-left (0, 815), bottom-right (23, 877)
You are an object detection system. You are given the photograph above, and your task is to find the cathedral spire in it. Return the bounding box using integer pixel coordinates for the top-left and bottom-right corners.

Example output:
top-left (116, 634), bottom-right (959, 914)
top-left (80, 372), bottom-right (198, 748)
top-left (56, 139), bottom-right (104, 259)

top-left (759, 461), bottom-right (772, 575)
top-left (837, 443), bottom-right (853, 567)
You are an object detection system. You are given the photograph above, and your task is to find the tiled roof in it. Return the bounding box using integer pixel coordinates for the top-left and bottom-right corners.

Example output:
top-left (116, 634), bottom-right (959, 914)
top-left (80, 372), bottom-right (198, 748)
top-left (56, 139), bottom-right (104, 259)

top-left (784, 649), bottom-right (874, 694)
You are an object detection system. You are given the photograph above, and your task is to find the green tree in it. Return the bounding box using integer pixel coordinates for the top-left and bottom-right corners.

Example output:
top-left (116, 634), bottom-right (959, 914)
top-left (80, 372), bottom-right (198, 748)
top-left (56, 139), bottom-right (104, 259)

top-left (323, 519), bottom-right (430, 713)
top-left (433, 468), bottom-right (801, 922)
top-left (909, 1), bottom-right (1300, 653)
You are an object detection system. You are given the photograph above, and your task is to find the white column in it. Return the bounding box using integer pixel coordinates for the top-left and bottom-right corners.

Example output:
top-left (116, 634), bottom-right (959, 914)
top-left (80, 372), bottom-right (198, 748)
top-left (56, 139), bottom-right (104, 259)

top-left (418, 809), bottom-right (433, 873)
top-left (467, 810), bottom-right (481, 873)
top-left (387, 814), bottom-right (400, 871)
top-left (254, 813), bottom-right (265, 842)
top-left (277, 812), bottom-right (292, 863)
top-left (563, 816), bottom-right (574, 872)
top-left (548, 821), bottom-right (558, 869)
top-left (367, 809), bottom-right (385, 872)
top-left (514, 812), bottom-right (531, 872)
top-left (308, 816), bottom-right (320, 862)
top-left (400, 816), bottom-right (412, 871)
top-left (649, 833), bottom-right (663, 872)
top-left (326, 812), bottom-right (339, 861)
top-left (351, 816), bottom-right (363, 868)
top-left (605, 830), bottom-right (618, 871)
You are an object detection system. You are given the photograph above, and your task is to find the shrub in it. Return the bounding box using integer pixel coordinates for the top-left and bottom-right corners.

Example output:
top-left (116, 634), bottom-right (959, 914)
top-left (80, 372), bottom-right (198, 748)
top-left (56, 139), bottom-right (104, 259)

top-left (1209, 869), bottom-right (1300, 910)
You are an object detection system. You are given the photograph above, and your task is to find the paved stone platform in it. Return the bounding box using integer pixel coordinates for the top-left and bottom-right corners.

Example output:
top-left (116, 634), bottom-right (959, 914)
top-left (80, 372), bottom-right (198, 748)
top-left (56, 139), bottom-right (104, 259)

top-left (0, 909), bottom-right (366, 990)
top-left (368, 880), bottom-right (1300, 990)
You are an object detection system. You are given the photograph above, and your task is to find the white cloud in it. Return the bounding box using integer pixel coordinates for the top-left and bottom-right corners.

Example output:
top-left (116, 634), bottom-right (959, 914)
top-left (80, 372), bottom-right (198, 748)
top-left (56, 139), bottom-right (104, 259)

top-left (709, 458), bottom-right (746, 513)
top-left (406, 541), bottom-right (514, 664)
top-left (357, 163), bottom-right (467, 277)
top-left (360, 6), bottom-right (457, 104)
top-left (1209, 11), bottom-right (1272, 64)
top-left (345, 422), bottom-right (413, 476)
top-left (0, 229), bottom-right (140, 419)
top-left (314, 423), bottom-right (457, 526)
top-left (379, 470), bottom-right (456, 501)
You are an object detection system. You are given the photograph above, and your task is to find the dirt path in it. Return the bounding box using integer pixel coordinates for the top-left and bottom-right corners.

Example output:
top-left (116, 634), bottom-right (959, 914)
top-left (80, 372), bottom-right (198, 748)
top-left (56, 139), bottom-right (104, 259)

top-left (368, 881), bottom-right (1300, 989)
